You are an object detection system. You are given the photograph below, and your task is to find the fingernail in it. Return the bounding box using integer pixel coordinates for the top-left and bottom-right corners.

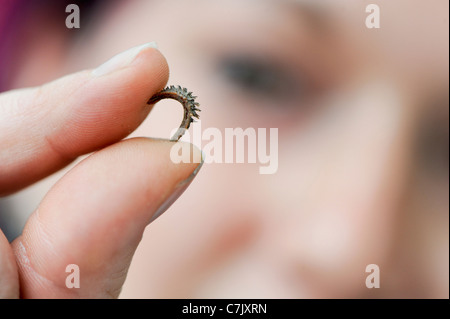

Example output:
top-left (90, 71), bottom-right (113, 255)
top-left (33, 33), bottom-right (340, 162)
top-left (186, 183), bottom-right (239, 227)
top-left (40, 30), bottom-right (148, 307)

top-left (150, 153), bottom-right (204, 223)
top-left (92, 42), bottom-right (158, 77)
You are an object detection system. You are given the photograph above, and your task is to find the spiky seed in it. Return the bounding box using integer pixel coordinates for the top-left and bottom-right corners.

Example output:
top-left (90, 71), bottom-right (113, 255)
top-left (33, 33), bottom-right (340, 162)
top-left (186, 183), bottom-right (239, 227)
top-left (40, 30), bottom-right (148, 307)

top-left (147, 85), bottom-right (200, 141)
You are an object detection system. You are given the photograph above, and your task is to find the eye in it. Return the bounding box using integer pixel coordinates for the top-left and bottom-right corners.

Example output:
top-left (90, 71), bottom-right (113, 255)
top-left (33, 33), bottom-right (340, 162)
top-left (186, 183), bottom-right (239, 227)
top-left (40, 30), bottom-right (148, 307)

top-left (416, 103), bottom-right (449, 176)
top-left (217, 56), bottom-right (305, 103)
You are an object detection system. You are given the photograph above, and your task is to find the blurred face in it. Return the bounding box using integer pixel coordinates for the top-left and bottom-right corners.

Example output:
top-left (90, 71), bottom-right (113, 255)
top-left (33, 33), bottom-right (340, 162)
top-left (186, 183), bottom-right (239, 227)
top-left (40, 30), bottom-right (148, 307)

top-left (7, 0), bottom-right (448, 297)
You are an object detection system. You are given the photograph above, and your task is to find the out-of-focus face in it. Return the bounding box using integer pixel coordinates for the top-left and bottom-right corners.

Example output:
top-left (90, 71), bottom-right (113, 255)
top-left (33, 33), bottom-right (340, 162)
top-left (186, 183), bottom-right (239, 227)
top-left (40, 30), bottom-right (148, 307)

top-left (6, 0), bottom-right (448, 297)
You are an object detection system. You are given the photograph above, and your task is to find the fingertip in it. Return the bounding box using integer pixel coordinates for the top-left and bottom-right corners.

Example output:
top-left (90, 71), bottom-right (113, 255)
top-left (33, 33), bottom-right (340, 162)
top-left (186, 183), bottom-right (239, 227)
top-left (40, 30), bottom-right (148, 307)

top-left (12, 138), bottom-right (202, 298)
top-left (133, 45), bottom-right (170, 89)
top-left (102, 44), bottom-right (170, 95)
top-left (60, 46), bottom-right (171, 154)
top-left (0, 45), bottom-right (171, 194)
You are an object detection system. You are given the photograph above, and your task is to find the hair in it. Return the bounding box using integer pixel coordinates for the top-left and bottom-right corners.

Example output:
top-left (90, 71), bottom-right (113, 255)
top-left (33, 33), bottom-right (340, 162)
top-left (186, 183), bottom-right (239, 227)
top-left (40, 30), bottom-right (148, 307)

top-left (0, 0), bottom-right (105, 92)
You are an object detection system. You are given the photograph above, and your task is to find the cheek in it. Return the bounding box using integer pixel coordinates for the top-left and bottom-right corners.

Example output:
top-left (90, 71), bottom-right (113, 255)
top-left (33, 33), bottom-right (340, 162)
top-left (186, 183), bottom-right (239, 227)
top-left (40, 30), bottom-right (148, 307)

top-left (260, 84), bottom-right (411, 296)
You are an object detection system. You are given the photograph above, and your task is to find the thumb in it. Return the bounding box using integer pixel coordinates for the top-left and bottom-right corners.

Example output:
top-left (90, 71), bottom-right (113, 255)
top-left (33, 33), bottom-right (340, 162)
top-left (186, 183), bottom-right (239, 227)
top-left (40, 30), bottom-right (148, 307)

top-left (11, 138), bottom-right (203, 298)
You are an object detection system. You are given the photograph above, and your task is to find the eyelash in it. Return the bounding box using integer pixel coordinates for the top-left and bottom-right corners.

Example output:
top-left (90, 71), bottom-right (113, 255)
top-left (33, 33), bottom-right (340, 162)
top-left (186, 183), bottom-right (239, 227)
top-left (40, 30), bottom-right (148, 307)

top-left (218, 56), bottom-right (302, 102)
top-left (147, 85), bottom-right (200, 141)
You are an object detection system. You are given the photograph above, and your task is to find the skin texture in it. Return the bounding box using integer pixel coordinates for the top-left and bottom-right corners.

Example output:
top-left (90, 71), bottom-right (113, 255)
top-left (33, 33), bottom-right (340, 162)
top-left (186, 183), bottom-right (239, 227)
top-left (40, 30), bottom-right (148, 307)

top-left (0, 48), bottom-right (169, 195)
top-left (0, 47), bottom-right (202, 298)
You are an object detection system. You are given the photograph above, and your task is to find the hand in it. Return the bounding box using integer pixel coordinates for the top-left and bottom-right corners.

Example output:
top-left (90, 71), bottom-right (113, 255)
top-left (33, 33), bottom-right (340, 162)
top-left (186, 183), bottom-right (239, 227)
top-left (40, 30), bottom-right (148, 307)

top-left (0, 45), bottom-right (202, 298)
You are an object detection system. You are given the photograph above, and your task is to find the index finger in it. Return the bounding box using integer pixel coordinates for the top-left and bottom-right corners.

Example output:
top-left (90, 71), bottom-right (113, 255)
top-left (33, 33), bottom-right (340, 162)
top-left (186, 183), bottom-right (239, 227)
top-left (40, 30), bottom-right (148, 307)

top-left (0, 43), bottom-right (169, 195)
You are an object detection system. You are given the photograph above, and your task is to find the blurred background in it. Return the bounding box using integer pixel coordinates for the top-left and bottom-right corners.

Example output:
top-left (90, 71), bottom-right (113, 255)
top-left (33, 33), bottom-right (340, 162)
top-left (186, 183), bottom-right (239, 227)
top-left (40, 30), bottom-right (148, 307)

top-left (0, 0), bottom-right (448, 298)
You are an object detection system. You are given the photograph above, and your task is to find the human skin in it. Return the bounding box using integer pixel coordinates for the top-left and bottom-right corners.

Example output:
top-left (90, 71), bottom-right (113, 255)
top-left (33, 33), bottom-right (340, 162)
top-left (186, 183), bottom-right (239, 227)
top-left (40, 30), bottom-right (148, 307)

top-left (1, 0), bottom-right (448, 298)
top-left (0, 45), bottom-right (203, 298)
